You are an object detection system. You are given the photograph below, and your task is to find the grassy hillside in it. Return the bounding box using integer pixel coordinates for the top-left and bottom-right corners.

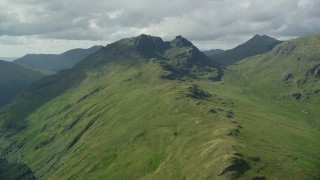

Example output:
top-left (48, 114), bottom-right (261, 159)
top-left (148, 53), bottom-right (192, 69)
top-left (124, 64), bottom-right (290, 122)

top-left (211, 35), bottom-right (282, 66)
top-left (0, 60), bottom-right (47, 107)
top-left (221, 33), bottom-right (320, 179)
top-left (1, 35), bottom-right (241, 179)
top-left (14, 46), bottom-right (103, 73)
top-left (0, 34), bottom-right (319, 179)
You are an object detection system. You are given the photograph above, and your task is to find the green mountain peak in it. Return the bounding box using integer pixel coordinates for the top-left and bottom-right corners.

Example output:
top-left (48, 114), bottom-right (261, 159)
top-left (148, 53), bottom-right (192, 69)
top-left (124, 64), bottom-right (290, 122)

top-left (0, 33), bottom-right (319, 180)
top-left (210, 34), bottom-right (283, 65)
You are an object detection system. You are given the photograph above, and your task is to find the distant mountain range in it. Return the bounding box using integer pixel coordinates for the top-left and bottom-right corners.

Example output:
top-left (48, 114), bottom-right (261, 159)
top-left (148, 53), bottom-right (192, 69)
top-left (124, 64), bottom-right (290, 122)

top-left (0, 60), bottom-right (47, 107)
top-left (14, 46), bottom-right (103, 72)
top-left (0, 57), bottom-right (18, 62)
top-left (207, 34), bottom-right (282, 65)
top-left (203, 49), bottom-right (225, 56)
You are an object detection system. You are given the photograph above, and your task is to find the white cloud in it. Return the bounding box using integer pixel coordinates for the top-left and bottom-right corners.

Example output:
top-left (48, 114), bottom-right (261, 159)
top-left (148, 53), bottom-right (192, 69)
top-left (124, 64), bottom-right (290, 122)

top-left (0, 0), bottom-right (319, 56)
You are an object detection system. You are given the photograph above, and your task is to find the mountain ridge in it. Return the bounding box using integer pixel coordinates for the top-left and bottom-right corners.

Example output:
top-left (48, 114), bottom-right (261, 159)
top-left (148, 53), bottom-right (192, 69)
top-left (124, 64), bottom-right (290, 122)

top-left (0, 33), bottom-right (319, 179)
top-left (0, 60), bottom-right (47, 107)
top-left (14, 45), bottom-right (103, 73)
top-left (209, 34), bottom-right (282, 65)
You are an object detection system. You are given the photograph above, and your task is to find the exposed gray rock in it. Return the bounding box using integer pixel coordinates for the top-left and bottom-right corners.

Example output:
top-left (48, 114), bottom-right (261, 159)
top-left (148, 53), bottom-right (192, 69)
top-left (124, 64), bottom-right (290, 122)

top-left (291, 93), bottom-right (302, 100)
top-left (272, 41), bottom-right (296, 56)
top-left (295, 78), bottom-right (307, 87)
top-left (282, 73), bottom-right (293, 81)
top-left (171, 35), bottom-right (193, 48)
top-left (306, 64), bottom-right (320, 77)
top-left (315, 66), bottom-right (320, 77)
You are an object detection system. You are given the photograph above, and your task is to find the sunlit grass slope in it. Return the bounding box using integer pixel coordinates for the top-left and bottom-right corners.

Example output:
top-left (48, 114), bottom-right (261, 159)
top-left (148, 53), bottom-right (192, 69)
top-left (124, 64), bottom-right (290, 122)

top-left (219, 33), bottom-right (320, 179)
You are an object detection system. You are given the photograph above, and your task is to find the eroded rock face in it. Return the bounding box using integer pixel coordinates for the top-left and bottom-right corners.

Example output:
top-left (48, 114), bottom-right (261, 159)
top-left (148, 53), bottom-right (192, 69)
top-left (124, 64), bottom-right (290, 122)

top-left (272, 38), bottom-right (320, 61)
top-left (291, 93), bottom-right (302, 100)
top-left (134, 34), bottom-right (168, 54)
top-left (272, 41), bottom-right (296, 57)
top-left (282, 73), bottom-right (293, 81)
top-left (307, 64), bottom-right (320, 77)
top-left (170, 35), bottom-right (193, 48)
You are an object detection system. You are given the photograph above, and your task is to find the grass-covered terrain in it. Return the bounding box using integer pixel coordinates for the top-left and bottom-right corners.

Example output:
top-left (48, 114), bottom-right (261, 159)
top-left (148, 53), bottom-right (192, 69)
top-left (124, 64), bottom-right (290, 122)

top-left (0, 60), bottom-right (47, 107)
top-left (220, 33), bottom-right (320, 179)
top-left (0, 33), bottom-right (319, 179)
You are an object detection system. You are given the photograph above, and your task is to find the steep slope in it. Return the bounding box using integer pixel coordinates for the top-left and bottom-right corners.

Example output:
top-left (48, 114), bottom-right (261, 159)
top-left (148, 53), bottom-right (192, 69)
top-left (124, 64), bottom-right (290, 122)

top-left (14, 46), bottom-right (103, 73)
top-left (0, 60), bottom-right (47, 107)
top-left (219, 33), bottom-right (320, 179)
top-left (0, 35), bottom-right (244, 179)
top-left (211, 35), bottom-right (282, 65)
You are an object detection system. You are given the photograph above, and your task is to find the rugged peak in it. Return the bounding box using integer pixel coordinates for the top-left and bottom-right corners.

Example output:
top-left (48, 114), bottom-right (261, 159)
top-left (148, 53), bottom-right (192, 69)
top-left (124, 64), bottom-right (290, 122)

top-left (134, 34), bottom-right (165, 46)
top-left (171, 35), bottom-right (194, 48)
top-left (133, 34), bottom-right (167, 53)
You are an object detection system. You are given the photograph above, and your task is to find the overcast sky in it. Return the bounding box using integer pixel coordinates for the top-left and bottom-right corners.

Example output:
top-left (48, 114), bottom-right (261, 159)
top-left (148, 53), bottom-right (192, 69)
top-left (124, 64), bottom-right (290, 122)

top-left (0, 0), bottom-right (319, 57)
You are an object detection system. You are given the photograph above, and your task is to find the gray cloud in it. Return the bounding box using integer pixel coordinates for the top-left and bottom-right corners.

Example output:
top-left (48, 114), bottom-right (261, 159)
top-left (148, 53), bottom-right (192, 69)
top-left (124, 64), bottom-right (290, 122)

top-left (0, 0), bottom-right (319, 56)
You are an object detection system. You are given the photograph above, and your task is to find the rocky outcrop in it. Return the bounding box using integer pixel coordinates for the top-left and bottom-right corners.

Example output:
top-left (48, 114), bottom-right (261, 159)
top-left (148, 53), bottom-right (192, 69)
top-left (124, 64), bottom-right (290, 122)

top-left (170, 35), bottom-right (193, 48)
top-left (291, 93), bottom-right (302, 100)
top-left (306, 64), bottom-right (320, 77)
top-left (282, 73), bottom-right (293, 81)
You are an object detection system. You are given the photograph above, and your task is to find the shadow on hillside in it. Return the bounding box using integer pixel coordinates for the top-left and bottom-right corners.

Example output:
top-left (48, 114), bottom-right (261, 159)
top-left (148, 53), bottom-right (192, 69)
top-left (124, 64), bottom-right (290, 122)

top-left (1, 68), bottom-right (86, 133)
top-left (0, 158), bottom-right (36, 180)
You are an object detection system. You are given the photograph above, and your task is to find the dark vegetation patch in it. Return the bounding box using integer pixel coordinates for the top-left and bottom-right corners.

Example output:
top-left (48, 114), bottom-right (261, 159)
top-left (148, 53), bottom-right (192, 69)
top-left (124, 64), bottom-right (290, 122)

top-left (76, 86), bottom-right (104, 104)
top-left (226, 110), bottom-right (234, 118)
top-left (227, 128), bottom-right (240, 137)
top-left (186, 84), bottom-right (212, 100)
top-left (219, 156), bottom-right (251, 178)
top-left (208, 108), bottom-right (218, 113)
top-left (291, 93), bottom-right (302, 100)
top-left (63, 111), bottom-right (87, 131)
top-left (34, 136), bottom-right (55, 150)
top-left (252, 176), bottom-right (266, 180)
top-left (214, 97), bottom-right (235, 108)
top-left (0, 158), bottom-right (36, 180)
top-left (0, 136), bottom-right (25, 157)
top-left (249, 156), bottom-right (261, 162)
top-left (208, 66), bottom-right (224, 81)
top-left (66, 119), bottom-right (96, 150)
top-left (159, 61), bottom-right (184, 80)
